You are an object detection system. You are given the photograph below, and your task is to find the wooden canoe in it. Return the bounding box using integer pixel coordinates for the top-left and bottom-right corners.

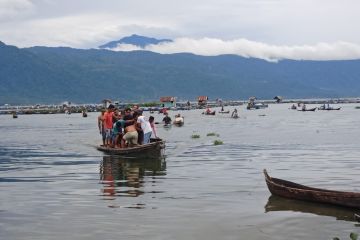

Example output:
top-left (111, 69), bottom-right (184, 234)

top-left (297, 107), bottom-right (317, 112)
top-left (318, 107), bottom-right (341, 111)
top-left (97, 138), bottom-right (165, 156)
top-left (264, 169), bottom-right (360, 209)
top-left (202, 111), bottom-right (216, 115)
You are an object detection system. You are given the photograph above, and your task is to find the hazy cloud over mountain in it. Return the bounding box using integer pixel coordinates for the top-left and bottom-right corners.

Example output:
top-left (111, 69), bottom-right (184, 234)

top-left (107, 38), bottom-right (360, 62)
top-left (1, 0), bottom-right (360, 60)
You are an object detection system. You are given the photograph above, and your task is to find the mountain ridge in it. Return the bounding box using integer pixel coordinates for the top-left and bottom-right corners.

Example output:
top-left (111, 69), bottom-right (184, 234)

top-left (1, 40), bottom-right (360, 104)
top-left (98, 34), bottom-right (173, 49)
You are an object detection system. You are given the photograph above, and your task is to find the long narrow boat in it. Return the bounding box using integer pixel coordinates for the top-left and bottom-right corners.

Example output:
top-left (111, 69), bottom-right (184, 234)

top-left (298, 107), bottom-right (317, 112)
top-left (202, 111), bottom-right (216, 115)
top-left (96, 138), bottom-right (165, 156)
top-left (318, 107), bottom-right (341, 111)
top-left (263, 169), bottom-right (360, 209)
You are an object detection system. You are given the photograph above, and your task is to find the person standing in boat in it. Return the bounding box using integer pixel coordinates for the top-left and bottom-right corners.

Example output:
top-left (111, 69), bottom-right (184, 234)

top-left (103, 104), bottom-right (115, 147)
top-left (98, 109), bottom-right (106, 146)
top-left (302, 104), bottom-right (306, 111)
top-left (231, 108), bottom-right (238, 118)
top-left (123, 121), bottom-right (139, 147)
top-left (149, 116), bottom-right (158, 138)
top-left (137, 113), bottom-right (153, 144)
top-left (123, 108), bottom-right (134, 127)
top-left (112, 118), bottom-right (125, 148)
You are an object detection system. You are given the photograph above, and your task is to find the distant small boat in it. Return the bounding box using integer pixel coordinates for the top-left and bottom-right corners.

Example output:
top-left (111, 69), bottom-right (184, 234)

top-left (318, 106), bottom-right (341, 111)
top-left (82, 112), bottom-right (88, 117)
top-left (247, 103), bottom-right (268, 110)
top-left (203, 111), bottom-right (216, 115)
top-left (218, 111), bottom-right (230, 114)
top-left (12, 113), bottom-right (18, 118)
top-left (264, 169), bottom-right (360, 209)
top-left (298, 107), bottom-right (316, 112)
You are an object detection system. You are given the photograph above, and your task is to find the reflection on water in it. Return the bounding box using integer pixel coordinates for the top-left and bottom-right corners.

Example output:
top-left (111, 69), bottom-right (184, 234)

top-left (265, 195), bottom-right (359, 224)
top-left (99, 155), bottom-right (166, 200)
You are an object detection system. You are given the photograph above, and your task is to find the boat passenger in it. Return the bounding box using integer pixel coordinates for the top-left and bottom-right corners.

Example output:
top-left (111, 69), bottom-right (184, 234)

top-left (104, 105), bottom-right (115, 147)
top-left (174, 114), bottom-right (184, 124)
top-left (123, 122), bottom-right (139, 147)
top-left (162, 112), bottom-right (172, 125)
top-left (112, 108), bottom-right (121, 123)
top-left (98, 109), bottom-right (106, 146)
top-left (149, 116), bottom-right (158, 138)
top-left (123, 108), bottom-right (134, 127)
top-left (206, 107), bottom-right (212, 114)
top-left (231, 109), bottom-right (238, 118)
top-left (302, 104), bottom-right (306, 111)
top-left (137, 113), bottom-right (153, 144)
top-left (112, 118), bottom-right (125, 148)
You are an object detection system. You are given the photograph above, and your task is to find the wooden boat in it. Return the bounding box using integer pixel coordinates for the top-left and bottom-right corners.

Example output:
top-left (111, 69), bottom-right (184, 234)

top-left (318, 106), bottom-right (341, 111)
top-left (96, 138), bottom-right (165, 156)
top-left (82, 112), bottom-right (88, 117)
top-left (218, 111), bottom-right (230, 114)
top-left (264, 169), bottom-right (360, 209)
top-left (202, 111), bottom-right (216, 115)
top-left (298, 107), bottom-right (316, 112)
top-left (12, 114), bottom-right (18, 118)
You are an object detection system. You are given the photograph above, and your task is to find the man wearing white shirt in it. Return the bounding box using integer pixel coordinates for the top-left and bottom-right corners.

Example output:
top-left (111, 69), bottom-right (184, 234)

top-left (137, 115), bottom-right (153, 144)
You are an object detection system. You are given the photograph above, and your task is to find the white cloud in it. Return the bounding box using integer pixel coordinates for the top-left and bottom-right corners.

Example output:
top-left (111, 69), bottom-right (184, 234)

top-left (0, 0), bottom-right (360, 59)
top-left (108, 38), bottom-right (360, 61)
top-left (0, 0), bottom-right (35, 21)
top-left (0, 13), bottom-right (175, 48)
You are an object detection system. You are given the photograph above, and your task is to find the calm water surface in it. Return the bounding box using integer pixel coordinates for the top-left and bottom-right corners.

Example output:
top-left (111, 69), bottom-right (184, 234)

top-left (1, 104), bottom-right (360, 240)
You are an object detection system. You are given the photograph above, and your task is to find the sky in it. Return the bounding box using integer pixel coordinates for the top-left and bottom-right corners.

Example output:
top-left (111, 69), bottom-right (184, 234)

top-left (1, 0), bottom-right (360, 61)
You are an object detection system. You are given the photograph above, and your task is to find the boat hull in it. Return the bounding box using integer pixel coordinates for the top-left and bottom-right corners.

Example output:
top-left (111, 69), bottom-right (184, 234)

top-left (264, 169), bottom-right (360, 209)
top-left (298, 107), bottom-right (316, 112)
top-left (97, 138), bottom-right (165, 156)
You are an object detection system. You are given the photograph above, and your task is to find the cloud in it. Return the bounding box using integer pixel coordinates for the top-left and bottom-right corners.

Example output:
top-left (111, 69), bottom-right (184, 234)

top-left (0, 0), bottom-right (35, 21)
top-left (0, 12), bottom-right (176, 48)
top-left (107, 37), bottom-right (360, 61)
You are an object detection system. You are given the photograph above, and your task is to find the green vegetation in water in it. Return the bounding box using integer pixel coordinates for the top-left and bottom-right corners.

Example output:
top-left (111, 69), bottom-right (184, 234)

top-left (141, 101), bottom-right (160, 107)
top-left (333, 232), bottom-right (358, 240)
top-left (213, 140), bottom-right (223, 145)
top-left (207, 132), bottom-right (220, 137)
top-left (191, 134), bottom-right (200, 139)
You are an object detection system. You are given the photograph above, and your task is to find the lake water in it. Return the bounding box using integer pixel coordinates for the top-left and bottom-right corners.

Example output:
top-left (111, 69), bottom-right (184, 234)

top-left (1, 104), bottom-right (360, 240)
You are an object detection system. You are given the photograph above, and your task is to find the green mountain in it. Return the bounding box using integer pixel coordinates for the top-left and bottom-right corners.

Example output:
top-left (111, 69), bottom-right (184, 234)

top-left (1, 41), bottom-right (360, 104)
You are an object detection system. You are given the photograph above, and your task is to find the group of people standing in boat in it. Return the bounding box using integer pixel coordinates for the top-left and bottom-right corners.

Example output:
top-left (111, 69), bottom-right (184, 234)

top-left (98, 105), bottom-right (158, 148)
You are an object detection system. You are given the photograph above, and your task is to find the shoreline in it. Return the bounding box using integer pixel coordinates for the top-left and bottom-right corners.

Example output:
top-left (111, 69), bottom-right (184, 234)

top-left (1, 97), bottom-right (360, 115)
